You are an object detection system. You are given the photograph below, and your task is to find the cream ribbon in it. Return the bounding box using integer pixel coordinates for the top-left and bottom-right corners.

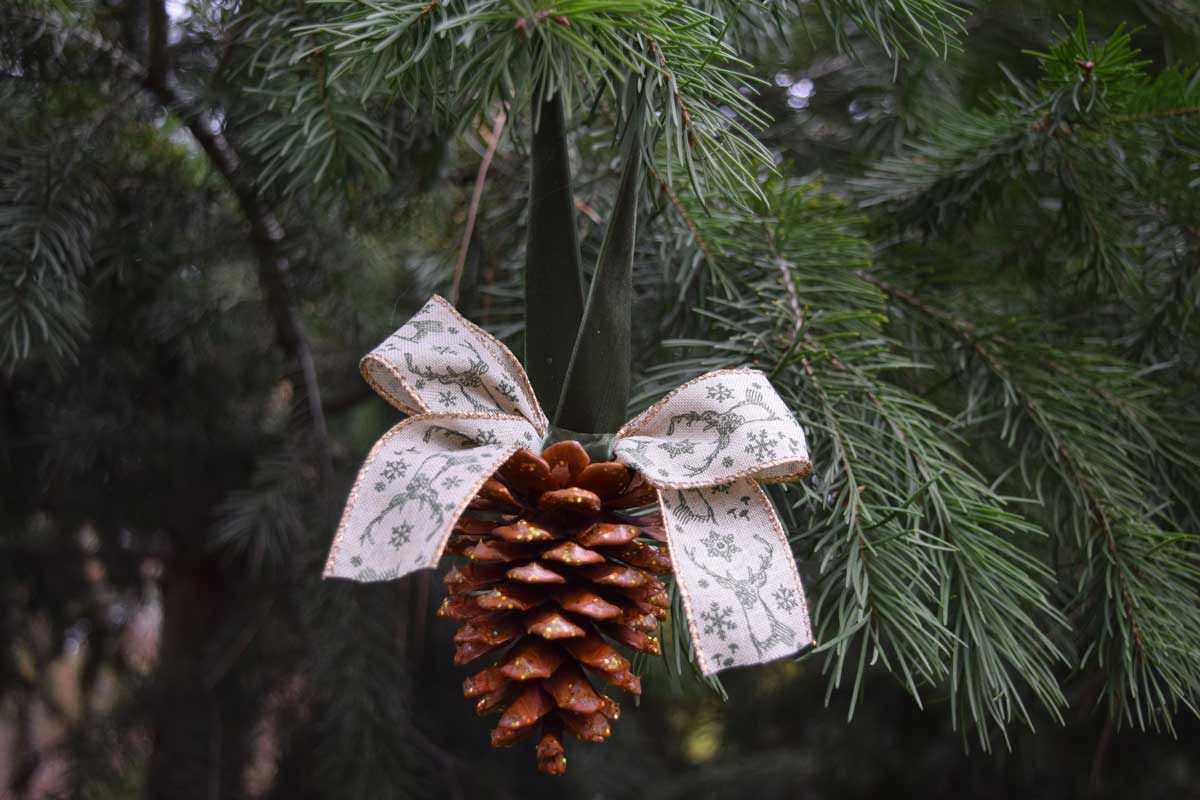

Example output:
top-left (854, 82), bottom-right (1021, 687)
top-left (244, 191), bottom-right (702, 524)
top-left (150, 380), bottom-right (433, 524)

top-left (324, 295), bottom-right (813, 675)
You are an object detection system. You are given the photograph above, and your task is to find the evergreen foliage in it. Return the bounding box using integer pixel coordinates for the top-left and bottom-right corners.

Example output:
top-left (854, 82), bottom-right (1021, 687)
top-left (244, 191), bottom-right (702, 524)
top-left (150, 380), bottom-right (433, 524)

top-left (1, 0), bottom-right (1198, 797)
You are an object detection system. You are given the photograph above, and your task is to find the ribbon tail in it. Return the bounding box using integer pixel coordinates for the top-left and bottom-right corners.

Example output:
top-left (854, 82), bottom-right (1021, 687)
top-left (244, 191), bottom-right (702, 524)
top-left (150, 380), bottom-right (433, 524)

top-left (323, 415), bottom-right (537, 581)
top-left (658, 479), bottom-right (813, 675)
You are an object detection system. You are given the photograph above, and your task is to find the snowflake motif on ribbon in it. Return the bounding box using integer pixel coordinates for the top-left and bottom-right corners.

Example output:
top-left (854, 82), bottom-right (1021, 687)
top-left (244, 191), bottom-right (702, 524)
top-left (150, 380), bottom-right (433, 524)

top-left (701, 602), bottom-right (737, 641)
top-left (390, 524), bottom-right (413, 549)
top-left (773, 585), bottom-right (799, 612)
top-left (702, 529), bottom-right (742, 562)
top-left (360, 452), bottom-right (477, 545)
top-left (685, 533), bottom-right (799, 659)
top-left (474, 429), bottom-right (501, 446)
top-left (706, 383), bottom-right (734, 403)
top-left (443, 475), bottom-right (463, 490)
top-left (745, 430), bottom-right (780, 460)
top-left (438, 391), bottom-right (458, 407)
top-left (374, 458), bottom-right (410, 492)
top-left (662, 386), bottom-right (782, 476)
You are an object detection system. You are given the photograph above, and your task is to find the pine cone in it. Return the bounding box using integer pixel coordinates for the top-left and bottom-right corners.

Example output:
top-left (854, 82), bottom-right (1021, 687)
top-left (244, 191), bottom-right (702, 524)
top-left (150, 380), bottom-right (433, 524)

top-left (437, 440), bottom-right (672, 775)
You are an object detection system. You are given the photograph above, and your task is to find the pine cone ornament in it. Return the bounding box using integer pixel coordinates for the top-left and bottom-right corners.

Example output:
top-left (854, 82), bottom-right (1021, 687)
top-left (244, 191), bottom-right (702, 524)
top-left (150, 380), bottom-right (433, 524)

top-left (437, 440), bottom-right (672, 775)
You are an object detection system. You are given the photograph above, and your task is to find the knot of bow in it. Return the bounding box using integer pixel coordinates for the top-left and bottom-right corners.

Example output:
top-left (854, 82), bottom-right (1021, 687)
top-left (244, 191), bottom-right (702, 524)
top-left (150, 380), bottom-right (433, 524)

top-left (324, 295), bottom-right (813, 674)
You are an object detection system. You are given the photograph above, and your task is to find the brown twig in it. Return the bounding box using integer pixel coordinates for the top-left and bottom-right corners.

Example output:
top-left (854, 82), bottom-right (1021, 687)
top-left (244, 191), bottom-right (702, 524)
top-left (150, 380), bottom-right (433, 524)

top-left (1114, 105), bottom-right (1200, 124)
top-left (648, 37), bottom-right (694, 146)
top-left (28, 6), bottom-right (335, 484)
top-left (763, 226), bottom-right (804, 336)
top-left (451, 109), bottom-right (506, 303)
top-left (651, 164), bottom-right (716, 264)
top-left (450, 109), bottom-right (507, 306)
top-left (140, 1), bottom-right (334, 483)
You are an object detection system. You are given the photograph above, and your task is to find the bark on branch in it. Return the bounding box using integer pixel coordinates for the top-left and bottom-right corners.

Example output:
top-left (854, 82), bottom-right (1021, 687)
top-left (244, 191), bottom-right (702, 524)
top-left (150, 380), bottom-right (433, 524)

top-left (142, 0), bottom-right (332, 481)
top-left (42, 2), bottom-right (334, 480)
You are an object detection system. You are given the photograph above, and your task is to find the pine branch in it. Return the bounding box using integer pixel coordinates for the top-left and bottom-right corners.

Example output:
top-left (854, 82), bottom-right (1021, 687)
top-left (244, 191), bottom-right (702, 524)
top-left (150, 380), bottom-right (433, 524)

top-left (145, 59), bottom-right (334, 485)
top-left (862, 275), bottom-right (1144, 623)
top-left (212, 446), bottom-right (308, 577)
top-left (640, 180), bottom-right (1068, 745)
top-left (816, 0), bottom-right (967, 59)
top-left (15, 5), bottom-right (337, 480)
top-left (2, 9), bottom-right (334, 480)
top-left (1115, 105), bottom-right (1200, 122)
top-left (233, 6), bottom-right (393, 194)
top-left (856, 22), bottom-right (1200, 290)
top-left (0, 155), bottom-right (96, 371)
top-left (864, 270), bottom-right (1200, 729)
top-left (298, 0), bottom-right (776, 204)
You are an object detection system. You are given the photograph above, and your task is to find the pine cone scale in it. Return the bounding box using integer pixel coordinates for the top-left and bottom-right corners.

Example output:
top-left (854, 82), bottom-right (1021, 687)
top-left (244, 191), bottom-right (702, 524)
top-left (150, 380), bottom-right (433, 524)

top-left (443, 441), bottom-right (672, 774)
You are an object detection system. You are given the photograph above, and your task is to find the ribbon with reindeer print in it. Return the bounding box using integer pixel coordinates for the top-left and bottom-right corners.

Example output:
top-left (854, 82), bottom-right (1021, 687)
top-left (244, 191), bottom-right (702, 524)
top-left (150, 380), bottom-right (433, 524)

top-left (324, 295), bottom-right (814, 675)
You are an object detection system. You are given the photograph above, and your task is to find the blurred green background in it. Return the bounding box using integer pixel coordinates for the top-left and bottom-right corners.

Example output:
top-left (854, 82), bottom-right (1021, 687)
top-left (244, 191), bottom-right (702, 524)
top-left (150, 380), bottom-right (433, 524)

top-left (2, 0), bottom-right (1199, 798)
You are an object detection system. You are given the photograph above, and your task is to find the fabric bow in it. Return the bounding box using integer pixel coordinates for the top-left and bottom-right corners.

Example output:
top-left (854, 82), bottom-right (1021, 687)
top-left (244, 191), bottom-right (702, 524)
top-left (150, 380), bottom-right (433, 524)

top-left (324, 295), bottom-right (814, 675)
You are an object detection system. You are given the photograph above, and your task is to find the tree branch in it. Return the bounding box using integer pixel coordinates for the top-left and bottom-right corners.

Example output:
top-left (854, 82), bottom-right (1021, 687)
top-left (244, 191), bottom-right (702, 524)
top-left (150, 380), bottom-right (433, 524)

top-left (26, 7), bottom-right (334, 482)
top-left (141, 0), bottom-right (332, 482)
top-left (450, 109), bottom-right (507, 306)
top-left (859, 270), bottom-right (1147, 660)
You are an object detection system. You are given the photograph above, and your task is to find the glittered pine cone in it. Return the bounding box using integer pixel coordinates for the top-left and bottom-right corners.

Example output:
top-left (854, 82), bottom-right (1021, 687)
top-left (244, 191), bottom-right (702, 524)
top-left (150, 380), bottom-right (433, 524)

top-left (436, 440), bottom-right (672, 775)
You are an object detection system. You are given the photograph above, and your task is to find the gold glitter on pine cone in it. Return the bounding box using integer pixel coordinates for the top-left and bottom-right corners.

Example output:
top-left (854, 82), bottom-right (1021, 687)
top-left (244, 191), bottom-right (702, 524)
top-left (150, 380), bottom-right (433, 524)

top-left (437, 441), bottom-right (672, 775)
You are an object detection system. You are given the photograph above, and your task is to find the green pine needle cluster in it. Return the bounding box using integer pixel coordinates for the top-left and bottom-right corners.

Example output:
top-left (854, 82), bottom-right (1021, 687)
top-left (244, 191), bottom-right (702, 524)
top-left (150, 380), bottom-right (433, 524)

top-left (637, 181), bottom-right (1069, 749)
top-left (2, 0), bottom-right (1200, 795)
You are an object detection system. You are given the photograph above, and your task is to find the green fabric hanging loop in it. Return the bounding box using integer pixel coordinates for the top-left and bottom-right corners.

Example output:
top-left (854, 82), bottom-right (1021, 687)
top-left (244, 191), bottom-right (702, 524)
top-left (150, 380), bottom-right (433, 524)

top-left (553, 84), bottom-right (645, 435)
top-left (540, 424), bottom-right (616, 462)
top-left (524, 85), bottom-right (585, 421)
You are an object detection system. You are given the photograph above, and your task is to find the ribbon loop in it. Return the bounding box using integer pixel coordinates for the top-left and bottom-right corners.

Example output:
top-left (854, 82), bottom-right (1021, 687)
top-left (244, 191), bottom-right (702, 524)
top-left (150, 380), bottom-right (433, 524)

top-left (359, 295), bottom-right (547, 433)
top-left (611, 369), bottom-right (813, 674)
top-left (613, 369), bottom-right (809, 488)
top-left (324, 414), bottom-right (539, 581)
top-left (325, 300), bottom-right (814, 675)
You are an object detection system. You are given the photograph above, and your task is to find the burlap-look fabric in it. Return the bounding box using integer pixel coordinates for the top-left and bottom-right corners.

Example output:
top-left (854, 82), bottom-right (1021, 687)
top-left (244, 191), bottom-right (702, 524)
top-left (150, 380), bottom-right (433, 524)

top-left (324, 295), bottom-right (814, 675)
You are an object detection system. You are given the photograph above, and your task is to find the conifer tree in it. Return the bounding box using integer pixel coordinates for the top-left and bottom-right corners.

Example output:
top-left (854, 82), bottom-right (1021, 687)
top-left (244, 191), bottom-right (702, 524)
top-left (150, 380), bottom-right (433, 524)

top-left (1, 1), bottom-right (1198, 798)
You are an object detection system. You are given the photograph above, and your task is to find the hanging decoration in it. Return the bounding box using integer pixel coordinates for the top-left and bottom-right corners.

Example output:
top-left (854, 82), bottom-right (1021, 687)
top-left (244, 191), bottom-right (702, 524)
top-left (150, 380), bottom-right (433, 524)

top-left (324, 295), bottom-right (814, 772)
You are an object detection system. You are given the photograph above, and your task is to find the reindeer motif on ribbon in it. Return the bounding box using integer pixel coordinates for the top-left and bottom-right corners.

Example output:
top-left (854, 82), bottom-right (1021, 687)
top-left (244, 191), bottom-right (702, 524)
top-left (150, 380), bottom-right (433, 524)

top-left (325, 295), bottom-right (815, 676)
top-left (684, 533), bottom-right (798, 659)
top-left (401, 339), bottom-right (524, 413)
top-left (663, 387), bottom-right (782, 477)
